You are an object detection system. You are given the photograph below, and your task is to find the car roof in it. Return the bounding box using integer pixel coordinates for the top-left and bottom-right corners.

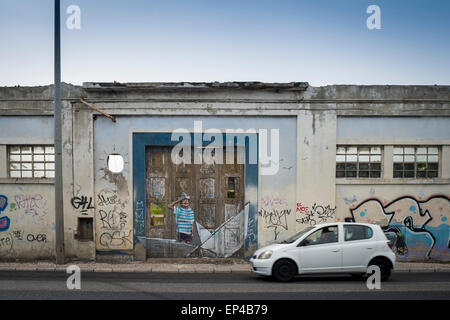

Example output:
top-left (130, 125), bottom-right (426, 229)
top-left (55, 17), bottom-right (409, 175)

top-left (313, 222), bottom-right (380, 228)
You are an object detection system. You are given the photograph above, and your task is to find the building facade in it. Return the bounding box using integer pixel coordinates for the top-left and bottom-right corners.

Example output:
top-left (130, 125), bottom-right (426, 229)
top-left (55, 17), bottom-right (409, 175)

top-left (0, 82), bottom-right (449, 262)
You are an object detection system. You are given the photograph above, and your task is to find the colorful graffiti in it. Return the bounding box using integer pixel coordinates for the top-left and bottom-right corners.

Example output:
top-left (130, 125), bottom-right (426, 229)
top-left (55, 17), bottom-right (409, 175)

top-left (0, 195), bottom-right (10, 232)
top-left (0, 195), bottom-right (8, 212)
top-left (0, 191), bottom-right (54, 259)
top-left (348, 195), bottom-right (450, 260)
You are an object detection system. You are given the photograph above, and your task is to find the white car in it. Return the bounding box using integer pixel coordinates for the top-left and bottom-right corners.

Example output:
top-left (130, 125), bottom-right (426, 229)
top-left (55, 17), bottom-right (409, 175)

top-left (250, 222), bottom-right (395, 282)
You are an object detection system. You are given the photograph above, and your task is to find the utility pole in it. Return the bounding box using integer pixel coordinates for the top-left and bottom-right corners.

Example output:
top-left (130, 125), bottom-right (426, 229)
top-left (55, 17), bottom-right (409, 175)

top-left (54, 0), bottom-right (65, 264)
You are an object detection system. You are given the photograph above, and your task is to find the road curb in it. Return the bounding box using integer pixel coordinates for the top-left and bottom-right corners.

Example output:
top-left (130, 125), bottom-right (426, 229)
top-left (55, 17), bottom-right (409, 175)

top-left (0, 262), bottom-right (449, 274)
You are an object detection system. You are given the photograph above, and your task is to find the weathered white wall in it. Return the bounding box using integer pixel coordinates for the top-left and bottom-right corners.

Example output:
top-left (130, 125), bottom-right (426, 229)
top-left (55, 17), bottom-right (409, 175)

top-left (0, 116), bottom-right (56, 260)
top-left (295, 110), bottom-right (337, 233)
top-left (1, 84), bottom-right (449, 261)
top-left (337, 117), bottom-right (450, 142)
top-left (0, 184), bottom-right (55, 260)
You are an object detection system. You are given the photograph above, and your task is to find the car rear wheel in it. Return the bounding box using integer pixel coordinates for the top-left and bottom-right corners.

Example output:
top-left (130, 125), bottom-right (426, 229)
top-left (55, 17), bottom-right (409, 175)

top-left (369, 259), bottom-right (391, 281)
top-left (272, 259), bottom-right (297, 282)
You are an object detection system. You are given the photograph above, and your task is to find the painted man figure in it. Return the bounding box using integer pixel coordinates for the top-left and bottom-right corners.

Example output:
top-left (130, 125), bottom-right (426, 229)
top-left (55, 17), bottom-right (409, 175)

top-left (168, 192), bottom-right (195, 244)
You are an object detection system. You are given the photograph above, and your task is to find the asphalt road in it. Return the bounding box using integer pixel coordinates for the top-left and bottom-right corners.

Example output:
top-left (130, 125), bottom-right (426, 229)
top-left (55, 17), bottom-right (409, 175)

top-left (0, 271), bottom-right (449, 300)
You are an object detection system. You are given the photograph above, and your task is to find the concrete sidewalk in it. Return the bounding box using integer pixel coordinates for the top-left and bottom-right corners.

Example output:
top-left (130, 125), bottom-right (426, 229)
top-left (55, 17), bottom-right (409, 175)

top-left (0, 260), bottom-right (449, 273)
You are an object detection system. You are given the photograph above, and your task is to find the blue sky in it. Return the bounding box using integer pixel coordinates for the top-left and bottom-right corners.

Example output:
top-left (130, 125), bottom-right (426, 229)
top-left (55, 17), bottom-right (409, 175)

top-left (0, 0), bottom-right (449, 86)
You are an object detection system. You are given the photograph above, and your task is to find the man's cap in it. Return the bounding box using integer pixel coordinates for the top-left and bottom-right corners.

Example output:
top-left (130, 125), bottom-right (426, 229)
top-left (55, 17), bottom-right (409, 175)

top-left (179, 192), bottom-right (190, 200)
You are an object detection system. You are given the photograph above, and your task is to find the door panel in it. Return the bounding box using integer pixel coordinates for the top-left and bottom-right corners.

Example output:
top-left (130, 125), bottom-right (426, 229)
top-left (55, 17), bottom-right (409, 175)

top-left (146, 147), bottom-right (173, 240)
top-left (298, 225), bottom-right (342, 273)
top-left (299, 243), bottom-right (342, 272)
top-left (145, 146), bottom-right (244, 257)
top-left (342, 240), bottom-right (374, 271)
top-left (342, 225), bottom-right (376, 271)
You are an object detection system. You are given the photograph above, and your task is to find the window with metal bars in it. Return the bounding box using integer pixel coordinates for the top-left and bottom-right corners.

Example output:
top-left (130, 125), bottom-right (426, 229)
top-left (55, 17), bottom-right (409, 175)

top-left (8, 145), bottom-right (55, 178)
top-left (393, 146), bottom-right (439, 178)
top-left (336, 146), bottom-right (382, 178)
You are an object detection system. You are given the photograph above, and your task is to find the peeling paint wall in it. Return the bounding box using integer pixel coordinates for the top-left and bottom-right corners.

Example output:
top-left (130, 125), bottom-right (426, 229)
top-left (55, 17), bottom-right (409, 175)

top-left (0, 116), bottom-right (56, 260)
top-left (295, 110), bottom-right (337, 234)
top-left (94, 152), bottom-right (133, 251)
top-left (0, 185), bottom-right (55, 260)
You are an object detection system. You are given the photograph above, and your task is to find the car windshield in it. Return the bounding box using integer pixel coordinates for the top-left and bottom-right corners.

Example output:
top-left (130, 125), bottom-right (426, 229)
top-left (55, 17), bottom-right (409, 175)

top-left (281, 226), bottom-right (316, 244)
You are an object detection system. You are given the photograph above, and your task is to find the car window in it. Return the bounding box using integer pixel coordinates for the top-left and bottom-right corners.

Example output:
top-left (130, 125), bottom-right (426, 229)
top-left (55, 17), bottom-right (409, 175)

top-left (302, 226), bottom-right (338, 246)
top-left (283, 226), bottom-right (315, 244)
top-left (344, 225), bottom-right (373, 241)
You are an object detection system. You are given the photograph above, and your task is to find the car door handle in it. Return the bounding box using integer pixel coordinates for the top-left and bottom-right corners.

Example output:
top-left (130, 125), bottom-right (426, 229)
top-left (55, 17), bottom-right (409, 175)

top-left (332, 249), bottom-right (340, 252)
top-left (366, 247), bottom-right (374, 250)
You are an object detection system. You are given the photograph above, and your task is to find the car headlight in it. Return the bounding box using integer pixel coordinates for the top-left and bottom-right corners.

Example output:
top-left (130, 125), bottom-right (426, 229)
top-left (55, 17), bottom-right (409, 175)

top-left (257, 250), bottom-right (273, 259)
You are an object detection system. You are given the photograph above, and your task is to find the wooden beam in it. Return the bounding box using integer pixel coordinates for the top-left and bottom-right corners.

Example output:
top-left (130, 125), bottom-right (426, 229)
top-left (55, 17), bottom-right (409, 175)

top-left (79, 98), bottom-right (116, 122)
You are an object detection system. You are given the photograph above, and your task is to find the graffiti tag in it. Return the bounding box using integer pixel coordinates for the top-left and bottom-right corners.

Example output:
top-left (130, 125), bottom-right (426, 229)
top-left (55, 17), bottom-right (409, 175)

top-left (99, 230), bottom-right (132, 248)
top-left (259, 208), bottom-right (291, 240)
top-left (71, 196), bottom-right (94, 215)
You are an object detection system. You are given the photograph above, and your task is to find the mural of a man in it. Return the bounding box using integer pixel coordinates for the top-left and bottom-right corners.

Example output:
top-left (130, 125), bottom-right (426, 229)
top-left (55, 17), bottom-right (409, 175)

top-left (168, 192), bottom-right (195, 244)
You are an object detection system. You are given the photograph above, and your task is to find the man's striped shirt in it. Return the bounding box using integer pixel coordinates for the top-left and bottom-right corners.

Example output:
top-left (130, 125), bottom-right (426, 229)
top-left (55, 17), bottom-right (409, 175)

top-left (174, 206), bottom-right (195, 235)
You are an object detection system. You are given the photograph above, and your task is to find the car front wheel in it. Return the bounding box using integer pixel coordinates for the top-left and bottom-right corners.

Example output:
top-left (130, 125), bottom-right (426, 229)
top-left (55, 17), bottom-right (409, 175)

top-left (272, 259), bottom-right (297, 282)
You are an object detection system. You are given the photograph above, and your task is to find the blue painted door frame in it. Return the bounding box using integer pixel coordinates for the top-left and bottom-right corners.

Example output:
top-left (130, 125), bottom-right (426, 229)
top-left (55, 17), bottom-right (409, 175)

top-left (132, 132), bottom-right (258, 259)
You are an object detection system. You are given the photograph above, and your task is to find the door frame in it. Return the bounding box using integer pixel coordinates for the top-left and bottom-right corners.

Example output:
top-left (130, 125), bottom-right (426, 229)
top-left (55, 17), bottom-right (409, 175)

top-left (131, 131), bottom-right (259, 259)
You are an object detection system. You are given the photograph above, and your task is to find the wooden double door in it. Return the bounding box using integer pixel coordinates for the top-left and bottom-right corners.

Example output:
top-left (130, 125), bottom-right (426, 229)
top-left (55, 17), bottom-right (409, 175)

top-left (145, 146), bottom-right (244, 244)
